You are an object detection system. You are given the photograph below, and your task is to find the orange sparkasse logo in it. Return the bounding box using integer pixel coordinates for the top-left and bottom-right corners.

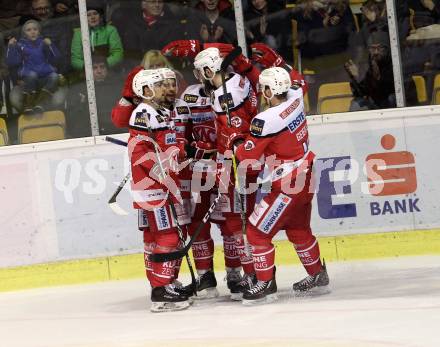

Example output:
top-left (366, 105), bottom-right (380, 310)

top-left (366, 134), bottom-right (417, 196)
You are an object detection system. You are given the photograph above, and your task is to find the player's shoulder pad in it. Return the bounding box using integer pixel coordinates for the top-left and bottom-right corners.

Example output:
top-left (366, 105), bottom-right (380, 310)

top-left (130, 103), bottom-right (167, 129)
top-left (174, 99), bottom-right (191, 116)
top-left (251, 89), bottom-right (305, 137)
top-left (212, 73), bottom-right (250, 114)
top-left (182, 84), bottom-right (203, 104)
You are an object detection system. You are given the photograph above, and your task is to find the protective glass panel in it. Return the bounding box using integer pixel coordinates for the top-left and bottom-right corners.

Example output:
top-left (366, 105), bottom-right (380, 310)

top-left (259, 0), bottom-right (398, 114)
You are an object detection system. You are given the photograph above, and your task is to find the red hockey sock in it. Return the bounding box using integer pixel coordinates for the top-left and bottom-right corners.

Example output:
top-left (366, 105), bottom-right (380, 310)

top-left (191, 238), bottom-right (214, 271)
top-left (234, 235), bottom-right (254, 274)
top-left (295, 236), bottom-right (322, 276)
top-left (223, 235), bottom-right (241, 268)
top-left (144, 242), bottom-right (155, 283)
top-left (252, 246), bottom-right (275, 281)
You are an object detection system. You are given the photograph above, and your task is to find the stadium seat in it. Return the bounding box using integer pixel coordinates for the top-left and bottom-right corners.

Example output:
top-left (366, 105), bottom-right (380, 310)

top-left (0, 118), bottom-right (8, 146)
top-left (317, 82), bottom-right (353, 114)
top-left (18, 111), bottom-right (66, 144)
top-left (431, 74), bottom-right (440, 105)
top-left (412, 75), bottom-right (427, 104)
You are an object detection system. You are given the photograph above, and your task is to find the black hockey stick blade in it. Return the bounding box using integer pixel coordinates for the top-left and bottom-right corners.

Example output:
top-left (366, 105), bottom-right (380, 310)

top-left (105, 136), bottom-right (128, 147)
top-left (108, 172), bottom-right (130, 215)
top-left (221, 46), bottom-right (242, 71)
top-left (150, 194), bottom-right (221, 262)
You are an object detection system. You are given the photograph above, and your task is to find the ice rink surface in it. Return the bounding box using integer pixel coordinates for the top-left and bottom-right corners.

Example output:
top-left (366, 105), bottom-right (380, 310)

top-left (1, 256), bottom-right (439, 347)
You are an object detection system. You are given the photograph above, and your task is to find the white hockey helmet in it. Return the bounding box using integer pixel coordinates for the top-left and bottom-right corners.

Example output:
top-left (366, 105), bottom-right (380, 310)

top-left (259, 67), bottom-right (291, 100)
top-left (193, 47), bottom-right (223, 81)
top-left (132, 69), bottom-right (164, 100)
top-left (157, 67), bottom-right (176, 81)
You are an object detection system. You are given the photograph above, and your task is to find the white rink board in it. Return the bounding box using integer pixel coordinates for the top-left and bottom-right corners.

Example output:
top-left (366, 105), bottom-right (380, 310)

top-left (1, 110), bottom-right (440, 267)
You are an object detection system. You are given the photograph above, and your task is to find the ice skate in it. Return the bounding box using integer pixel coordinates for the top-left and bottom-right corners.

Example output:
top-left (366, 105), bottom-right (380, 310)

top-left (230, 272), bottom-right (257, 301)
top-left (173, 280), bottom-right (195, 303)
top-left (225, 268), bottom-right (242, 300)
top-left (292, 260), bottom-right (330, 295)
top-left (186, 270), bottom-right (219, 299)
top-left (150, 283), bottom-right (190, 313)
top-left (242, 276), bottom-right (278, 306)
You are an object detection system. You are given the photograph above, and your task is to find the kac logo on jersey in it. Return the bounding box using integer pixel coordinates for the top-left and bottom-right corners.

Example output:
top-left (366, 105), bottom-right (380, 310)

top-left (287, 112), bottom-right (305, 133)
top-left (231, 116), bottom-right (242, 128)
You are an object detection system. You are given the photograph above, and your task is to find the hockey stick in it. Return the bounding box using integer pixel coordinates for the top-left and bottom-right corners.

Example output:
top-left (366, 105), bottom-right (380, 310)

top-left (150, 192), bottom-right (221, 262)
top-left (219, 46), bottom-right (251, 257)
top-left (135, 112), bottom-right (197, 294)
top-left (105, 136), bottom-right (130, 215)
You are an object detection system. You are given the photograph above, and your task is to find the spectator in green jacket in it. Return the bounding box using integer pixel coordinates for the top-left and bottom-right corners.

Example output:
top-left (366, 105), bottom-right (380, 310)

top-left (70, 1), bottom-right (123, 71)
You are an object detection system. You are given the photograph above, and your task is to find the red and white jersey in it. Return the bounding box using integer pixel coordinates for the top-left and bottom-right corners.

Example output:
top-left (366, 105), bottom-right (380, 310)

top-left (235, 87), bottom-right (315, 185)
top-left (181, 84), bottom-right (216, 146)
top-left (170, 98), bottom-right (191, 145)
top-left (211, 73), bottom-right (258, 154)
top-left (128, 102), bottom-right (181, 209)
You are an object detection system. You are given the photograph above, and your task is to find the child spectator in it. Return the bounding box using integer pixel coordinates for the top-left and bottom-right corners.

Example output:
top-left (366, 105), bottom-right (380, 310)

top-left (6, 19), bottom-right (60, 115)
top-left (71, 2), bottom-right (123, 71)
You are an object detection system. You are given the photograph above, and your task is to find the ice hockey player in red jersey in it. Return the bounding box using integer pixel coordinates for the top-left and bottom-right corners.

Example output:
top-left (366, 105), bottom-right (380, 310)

top-left (230, 67), bottom-right (329, 305)
top-left (128, 69), bottom-right (190, 312)
top-left (192, 47), bottom-right (260, 296)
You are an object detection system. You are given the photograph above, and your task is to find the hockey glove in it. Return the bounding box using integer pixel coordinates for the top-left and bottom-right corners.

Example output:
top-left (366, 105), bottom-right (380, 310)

top-left (121, 65), bottom-right (143, 103)
top-left (162, 40), bottom-right (201, 58)
top-left (187, 141), bottom-right (217, 160)
top-left (250, 42), bottom-right (285, 68)
top-left (226, 132), bottom-right (245, 152)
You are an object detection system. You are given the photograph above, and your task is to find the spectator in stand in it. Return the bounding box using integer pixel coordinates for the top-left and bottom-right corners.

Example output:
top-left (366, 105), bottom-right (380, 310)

top-left (27, 0), bottom-right (75, 75)
top-left (141, 49), bottom-right (187, 95)
top-left (191, 0), bottom-right (237, 44)
top-left (344, 31), bottom-right (418, 110)
top-left (6, 19), bottom-right (60, 115)
top-left (0, 0), bottom-right (31, 31)
top-left (71, 1), bottom-right (123, 71)
top-left (52, 0), bottom-right (78, 17)
top-left (291, 0), bottom-right (355, 60)
top-left (244, 0), bottom-right (289, 57)
top-left (68, 54), bottom-right (123, 137)
top-left (408, 0), bottom-right (440, 28)
top-left (112, 0), bottom-right (181, 65)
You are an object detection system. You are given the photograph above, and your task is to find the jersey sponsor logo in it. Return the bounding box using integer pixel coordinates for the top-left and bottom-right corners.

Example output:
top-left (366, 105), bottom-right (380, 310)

top-left (258, 194), bottom-right (291, 233)
top-left (138, 209), bottom-right (149, 228)
top-left (174, 125), bottom-right (185, 133)
top-left (176, 106), bottom-right (190, 115)
top-left (165, 133), bottom-right (177, 145)
top-left (154, 206), bottom-right (170, 231)
top-left (156, 114), bottom-right (165, 123)
top-left (287, 112), bottom-right (306, 133)
top-left (134, 110), bottom-right (149, 127)
top-left (280, 98), bottom-right (300, 119)
top-left (184, 94), bottom-right (199, 103)
top-left (218, 93), bottom-right (234, 111)
top-left (244, 140), bottom-right (255, 151)
top-left (250, 118), bottom-right (265, 136)
top-left (231, 116), bottom-right (242, 128)
top-left (296, 124), bottom-right (308, 141)
top-left (249, 199), bottom-right (270, 226)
